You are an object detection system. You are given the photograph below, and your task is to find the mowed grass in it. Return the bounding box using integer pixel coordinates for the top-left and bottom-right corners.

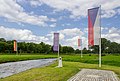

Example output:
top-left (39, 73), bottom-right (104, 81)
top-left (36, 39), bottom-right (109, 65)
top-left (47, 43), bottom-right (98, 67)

top-left (61, 54), bottom-right (120, 67)
top-left (0, 54), bottom-right (120, 67)
top-left (0, 54), bottom-right (57, 64)
top-left (0, 54), bottom-right (120, 81)
top-left (0, 61), bottom-right (120, 81)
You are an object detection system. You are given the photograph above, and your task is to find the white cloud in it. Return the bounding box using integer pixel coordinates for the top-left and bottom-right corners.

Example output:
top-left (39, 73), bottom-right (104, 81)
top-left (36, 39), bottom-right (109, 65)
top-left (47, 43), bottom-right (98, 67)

top-left (50, 18), bottom-right (57, 22)
top-left (0, 0), bottom-right (50, 26)
top-left (30, 0), bottom-right (42, 7)
top-left (101, 0), bottom-right (120, 10)
top-left (59, 28), bottom-right (84, 36)
top-left (65, 36), bottom-right (79, 46)
top-left (50, 23), bottom-right (56, 27)
top-left (102, 10), bottom-right (116, 18)
top-left (83, 28), bottom-right (88, 33)
top-left (0, 26), bottom-right (48, 43)
top-left (102, 27), bottom-right (120, 43)
top-left (66, 36), bottom-right (88, 49)
top-left (29, 0), bottom-right (120, 18)
top-left (46, 31), bottom-right (65, 40)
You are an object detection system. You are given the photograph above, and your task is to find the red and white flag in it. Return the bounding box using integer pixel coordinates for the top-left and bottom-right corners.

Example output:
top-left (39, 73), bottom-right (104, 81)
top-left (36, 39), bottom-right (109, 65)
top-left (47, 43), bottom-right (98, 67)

top-left (88, 7), bottom-right (100, 46)
top-left (14, 40), bottom-right (17, 51)
top-left (78, 39), bottom-right (82, 47)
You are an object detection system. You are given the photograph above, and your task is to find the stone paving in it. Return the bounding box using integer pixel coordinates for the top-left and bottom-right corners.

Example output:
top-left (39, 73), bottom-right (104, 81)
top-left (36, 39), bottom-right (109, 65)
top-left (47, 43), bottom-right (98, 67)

top-left (68, 69), bottom-right (120, 81)
top-left (0, 59), bottom-right (56, 78)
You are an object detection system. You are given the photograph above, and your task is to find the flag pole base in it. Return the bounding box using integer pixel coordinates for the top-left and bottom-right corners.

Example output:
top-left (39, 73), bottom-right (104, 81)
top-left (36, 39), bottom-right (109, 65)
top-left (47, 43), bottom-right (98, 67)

top-left (57, 57), bottom-right (63, 68)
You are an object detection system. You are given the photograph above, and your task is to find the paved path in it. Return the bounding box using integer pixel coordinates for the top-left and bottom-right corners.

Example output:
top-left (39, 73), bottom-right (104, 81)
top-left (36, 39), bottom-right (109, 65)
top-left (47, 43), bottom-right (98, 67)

top-left (68, 69), bottom-right (120, 81)
top-left (0, 59), bottom-right (56, 78)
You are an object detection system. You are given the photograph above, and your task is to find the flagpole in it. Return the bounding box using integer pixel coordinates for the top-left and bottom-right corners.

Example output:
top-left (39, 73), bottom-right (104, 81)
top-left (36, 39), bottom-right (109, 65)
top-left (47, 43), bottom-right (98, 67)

top-left (81, 39), bottom-right (83, 58)
top-left (58, 44), bottom-right (59, 59)
top-left (58, 33), bottom-right (60, 61)
top-left (99, 5), bottom-right (101, 67)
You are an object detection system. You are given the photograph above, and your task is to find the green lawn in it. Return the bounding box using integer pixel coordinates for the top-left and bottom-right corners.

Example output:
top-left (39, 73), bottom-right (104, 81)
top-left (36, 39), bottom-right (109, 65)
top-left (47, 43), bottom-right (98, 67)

top-left (61, 54), bottom-right (120, 67)
top-left (0, 54), bottom-right (120, 81)
top-left (0, 54), bottom-right (57, 64)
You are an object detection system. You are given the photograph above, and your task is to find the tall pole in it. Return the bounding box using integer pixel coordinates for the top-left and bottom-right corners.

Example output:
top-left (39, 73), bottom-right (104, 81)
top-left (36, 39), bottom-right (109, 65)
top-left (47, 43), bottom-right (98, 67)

top-left (81, 39), bottom-right (83, 58)
top-left (58, 33), bottom-right (60, 61)
top-left (99, 5), bottom-right (101, 67)
top-left (58, 44), bottom-right (59, 59)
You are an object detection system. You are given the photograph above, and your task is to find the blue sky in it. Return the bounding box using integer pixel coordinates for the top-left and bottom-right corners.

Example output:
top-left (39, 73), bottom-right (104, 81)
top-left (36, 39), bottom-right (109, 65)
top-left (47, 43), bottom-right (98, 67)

top-left (0, 0), bottom-right (120, 49)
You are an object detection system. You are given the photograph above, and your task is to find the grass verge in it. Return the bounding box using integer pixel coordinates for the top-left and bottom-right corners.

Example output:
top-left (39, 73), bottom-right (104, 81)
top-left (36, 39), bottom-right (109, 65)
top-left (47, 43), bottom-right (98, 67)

top-left (0, 54), bottom-right (57, 64)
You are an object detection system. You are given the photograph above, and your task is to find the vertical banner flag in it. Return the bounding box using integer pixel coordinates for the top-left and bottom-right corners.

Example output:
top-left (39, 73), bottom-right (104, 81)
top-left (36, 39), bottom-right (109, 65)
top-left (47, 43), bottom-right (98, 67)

top-left (78, 38), bottom-right (83, 57)
top-left (88, 7), bottom-right (100, 46)
top-left (14, 40), bottom-right (17, 51)
top-left (78, 39), bottom-right (81, 47)
top-left (53, 33), bottom-right (59, 51)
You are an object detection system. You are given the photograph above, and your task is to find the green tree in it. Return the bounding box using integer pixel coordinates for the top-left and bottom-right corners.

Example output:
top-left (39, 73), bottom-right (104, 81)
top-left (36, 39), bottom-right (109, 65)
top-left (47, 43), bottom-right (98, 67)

top-left (0, 38), bottom-right (6, 42)
top-left (62, 46), bottom-right (74, 54)
top-left (75, 49), bottom-right (80, 54)
top-left (82, 47), bottom-right (88, 54)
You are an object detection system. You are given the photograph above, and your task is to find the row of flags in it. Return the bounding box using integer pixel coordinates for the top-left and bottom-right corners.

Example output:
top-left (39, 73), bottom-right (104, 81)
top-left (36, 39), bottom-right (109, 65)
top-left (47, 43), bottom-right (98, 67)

top-left (13, 7), bottom-right (101, 52)
top-left (53, 6), bottom-right (101, 67)
top-left (13, 7), bottom-right (100, 52)
top-left (53, 7), bottom-right (101, 50)
top-left (13, 6), bottom-right (101, 67)
top-left (13, 35), bottom-right (82, 52)
top-left (53, 34), bottom-right (82, 51)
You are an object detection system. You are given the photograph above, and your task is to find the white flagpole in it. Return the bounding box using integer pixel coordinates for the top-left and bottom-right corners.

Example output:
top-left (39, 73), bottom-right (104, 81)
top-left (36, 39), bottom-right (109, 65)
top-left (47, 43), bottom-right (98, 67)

top-left (57, 33), bottom-right (63, 67)
top-left (99, 5), bottom-right (101, 67)
top-left (81, 39), bottom-right (83, 58)
top-left (58, 33), bottom-right (60, 60)
top-left (58, 44), bottom-right (59, 59)
top-left (58, 43), bottom-right (59, 67)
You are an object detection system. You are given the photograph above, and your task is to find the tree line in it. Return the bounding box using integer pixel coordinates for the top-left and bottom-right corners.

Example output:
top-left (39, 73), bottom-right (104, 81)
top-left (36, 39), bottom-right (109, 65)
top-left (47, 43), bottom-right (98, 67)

top-left (0, 38), bottom-right (120, 54)
top-left (90, 38), bottom-right (120, 54)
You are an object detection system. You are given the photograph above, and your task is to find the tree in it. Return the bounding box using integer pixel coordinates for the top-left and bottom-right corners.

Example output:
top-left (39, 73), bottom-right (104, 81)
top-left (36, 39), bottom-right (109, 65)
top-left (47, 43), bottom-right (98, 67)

top-left (82, 47), bottom-right (88, 54)
top-left (75, 49), bottom-right (80, 54)
top-left (108, 42), bottom-right (119, 54)
top-left (0, 42), bottom-right (5, 53)
top-left (62, 46), bottom-right (74, 54)
top-left (101, 38), bottom-right (111, 53)
top-left (90, 38), bottom-right (120, 54)
top-left (0, 38), bottom-right (6, 42)
top-left (0, 37), bottom-right (120, 54)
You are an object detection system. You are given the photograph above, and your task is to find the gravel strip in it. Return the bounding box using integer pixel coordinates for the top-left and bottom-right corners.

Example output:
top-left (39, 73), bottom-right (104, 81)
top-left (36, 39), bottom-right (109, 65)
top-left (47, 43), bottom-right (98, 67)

top-left (0, 59), bottom-right (56, 78)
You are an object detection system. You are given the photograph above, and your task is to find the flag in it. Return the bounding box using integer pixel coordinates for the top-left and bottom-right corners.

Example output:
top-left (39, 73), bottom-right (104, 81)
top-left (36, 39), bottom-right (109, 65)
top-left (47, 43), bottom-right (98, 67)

top-left (78, 39), bottom-right (81, 47)
top-left (53, 33), bottom-right (59, 51)
top-left (14, 40), bottom-right (17, 51)
top-left (88, 7), bottom-right (100, 46)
